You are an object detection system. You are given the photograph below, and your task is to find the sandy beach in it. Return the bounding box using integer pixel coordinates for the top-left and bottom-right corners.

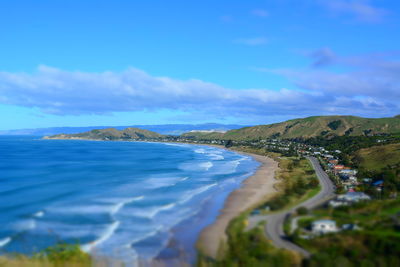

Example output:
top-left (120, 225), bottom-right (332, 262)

top-left (196, 149), bottom-right (279, 259)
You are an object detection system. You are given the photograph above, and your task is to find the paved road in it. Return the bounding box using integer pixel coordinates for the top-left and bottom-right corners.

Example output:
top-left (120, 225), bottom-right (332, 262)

top-left (248, 156), bottom-right (336, 257)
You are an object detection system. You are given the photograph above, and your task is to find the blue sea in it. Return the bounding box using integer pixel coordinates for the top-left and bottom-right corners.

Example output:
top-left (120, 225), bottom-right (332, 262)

top-left (0, 136), bottom-right (258, 263)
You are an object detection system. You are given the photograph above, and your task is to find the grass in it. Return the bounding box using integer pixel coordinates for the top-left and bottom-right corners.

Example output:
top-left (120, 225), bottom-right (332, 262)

top-left (0, 243), bottom-right (92, 267)
top-left (197, 213), bottom-right (302, 266)
top-left (354, 143), bottom-right (400, 171)
top-left (257, 155), bottom-right (321, 213)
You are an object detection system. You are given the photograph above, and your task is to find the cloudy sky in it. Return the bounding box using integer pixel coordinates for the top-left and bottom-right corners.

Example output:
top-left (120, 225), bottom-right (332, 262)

top-left (0, 0), bottom-right (399, 130)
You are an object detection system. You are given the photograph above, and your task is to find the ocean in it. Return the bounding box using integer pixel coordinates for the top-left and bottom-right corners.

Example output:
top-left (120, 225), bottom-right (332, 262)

top-left (0, 136), bottom-right (258, 263)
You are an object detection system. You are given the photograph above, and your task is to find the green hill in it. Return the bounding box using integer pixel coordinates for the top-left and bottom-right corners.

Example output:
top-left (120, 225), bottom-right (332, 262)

top-left (354, 143), bottom-right (400, 172)
top-left (44, 127), bottom-right (164, 141)
top-left (201, 115), bottom-right (400, 140)
top-left (180, 131), bottom-right (225, 139)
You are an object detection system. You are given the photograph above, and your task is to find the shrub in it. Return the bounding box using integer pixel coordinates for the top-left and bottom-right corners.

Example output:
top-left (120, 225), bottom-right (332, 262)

top-left (296, 206), bottom-right (309, 215)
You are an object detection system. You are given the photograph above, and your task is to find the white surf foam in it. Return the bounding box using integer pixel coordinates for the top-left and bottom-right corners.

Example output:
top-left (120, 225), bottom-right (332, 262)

top-left (208, 153), bottom-right (224, 160)
top-left (131, 203), bottom-right (177, 219)
top-left (143, 176), bottom-right (189, 189)
top-left (48, 196), bottom-right (144, 216)
top-left (110, 196), bottom-right (144, 215)
top-left (81, 220), bottom-right (120, 252)
top-left (200, 161), bottom-right (213, 171)
top-left (194, 148), bottom-right (206, 154)
top-left (179, 183), bottom-right (217, 204)
top-left (13, 219), bottom-right (36, 231)
top-left (33, 210), bottom-right (45, 218)
top-left (0, 237), bottom-right (11, 247)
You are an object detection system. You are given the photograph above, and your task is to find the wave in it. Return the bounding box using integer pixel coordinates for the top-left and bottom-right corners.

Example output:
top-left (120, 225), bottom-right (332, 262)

top-left (47, 196), bottom-right (144, 216)
top-left (81, 221), bottom-right (120, 252)
top-left (0, 237), bottom-right (11, 247)
top-left (131, 203), bottom-right (177, 219)
top-left (142, 176), bottom-right (189, 189)
top-left (110, 196), bottom-right (144, 215)
top-left (179, 161), bottom-right (213, 172)
top-left (194, 148), bottom-right (206, 154)
top-left (179, 183), bottom-right (218, 204)
top-left (200, 161), bottom-right (213, 171)
top-left (12, 219), bottom-right (36, 231)
top-left (33, 210), bottom-right (45, 218)
top-left (208, 153), bottom-right (224, 160)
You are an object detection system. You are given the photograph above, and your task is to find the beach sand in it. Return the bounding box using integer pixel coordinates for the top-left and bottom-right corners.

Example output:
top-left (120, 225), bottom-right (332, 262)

top-left (196, 149), bottom-right (279, 259)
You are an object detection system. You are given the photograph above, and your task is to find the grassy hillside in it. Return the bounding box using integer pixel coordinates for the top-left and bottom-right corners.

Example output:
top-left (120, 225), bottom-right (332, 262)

top-left (354, 143), bottom-right (400, 171)
top-left (180, 131), bottom-right (224, 139)
top-left (45, 127), bottom-right (164, 140)
top-left (202, 115), bottom-right (400, 140)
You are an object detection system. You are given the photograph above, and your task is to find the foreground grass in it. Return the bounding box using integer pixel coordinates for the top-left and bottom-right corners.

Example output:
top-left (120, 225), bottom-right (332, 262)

top-left (0, 243), bottom-right (92, 267)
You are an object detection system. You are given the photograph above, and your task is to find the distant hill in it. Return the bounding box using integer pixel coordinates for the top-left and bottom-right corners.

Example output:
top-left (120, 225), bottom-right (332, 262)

top-left (0, 123), bottom-right (246, 136)
top-left (44, 127), bottom-right (164, 141)
top-left (184, 116), bottom-right (400, 140)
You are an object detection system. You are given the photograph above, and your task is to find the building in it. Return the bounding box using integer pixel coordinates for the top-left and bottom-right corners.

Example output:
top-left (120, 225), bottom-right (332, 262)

top-left (312, 219), bottom-right (338, 234)
top-left (337, 192), bottom-right (371, 202)
top-left (329, 192), bottom-right (370, 207)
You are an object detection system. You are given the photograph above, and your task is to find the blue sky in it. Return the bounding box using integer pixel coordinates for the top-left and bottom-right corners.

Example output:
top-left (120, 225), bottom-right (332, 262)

top-left (0, 0), bottom-right (399, 130)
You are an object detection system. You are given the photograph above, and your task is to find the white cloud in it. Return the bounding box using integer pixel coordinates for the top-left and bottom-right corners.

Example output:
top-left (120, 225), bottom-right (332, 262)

top-left (0, 64), bottom-right (398, 120)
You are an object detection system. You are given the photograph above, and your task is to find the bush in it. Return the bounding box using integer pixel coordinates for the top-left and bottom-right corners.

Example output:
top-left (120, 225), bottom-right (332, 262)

top-left (296, 206), bottom-right (309, 215)
top-left (34, 243), bottom-right (91, 265)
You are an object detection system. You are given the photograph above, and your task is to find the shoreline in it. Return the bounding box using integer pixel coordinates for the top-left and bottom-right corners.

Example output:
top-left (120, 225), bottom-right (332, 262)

top-left (196, 145), bottom-right (279, 259)
top-left (41, 139), bottom-right (279, 261)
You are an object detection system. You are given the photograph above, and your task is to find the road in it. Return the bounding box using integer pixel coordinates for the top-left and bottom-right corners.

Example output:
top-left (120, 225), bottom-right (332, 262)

top-left (248, 156), bottom-right (336, 257)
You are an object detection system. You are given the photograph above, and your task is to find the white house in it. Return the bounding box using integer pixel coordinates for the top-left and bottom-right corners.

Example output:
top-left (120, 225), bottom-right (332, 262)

top-left (312, 219), bottom-right (338, 234)
top-left (337, 192), bottom-right (371, 203)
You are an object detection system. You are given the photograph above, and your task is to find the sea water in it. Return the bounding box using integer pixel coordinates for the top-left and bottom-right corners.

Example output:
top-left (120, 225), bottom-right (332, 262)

top-left (0, 136), bottom-right (258, 263)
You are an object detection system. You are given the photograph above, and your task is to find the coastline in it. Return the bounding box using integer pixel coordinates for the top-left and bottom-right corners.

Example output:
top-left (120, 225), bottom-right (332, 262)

top-left (41, 138), bottom-right (279, 261)
top-left (196, 145), bottom-right (279, 259)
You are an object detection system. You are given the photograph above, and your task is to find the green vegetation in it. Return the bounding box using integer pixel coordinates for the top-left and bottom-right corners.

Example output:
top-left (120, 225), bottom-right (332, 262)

top-left (187, 115), bottom-right (400, 141)
top-left (198, 214), bottom-right (301, 267)
top-left (304, 135), bottom-right (400, 158)
top-left (293, 199), bottom-right (400, 266)
top-left (259, 157), bottom-right (320, 212)
top-left (0, 243), bottom-right (91, 267)
top-left (45, 127), bottom-right (165, 140)
top-left (354, 143), bottom-right (400, 171)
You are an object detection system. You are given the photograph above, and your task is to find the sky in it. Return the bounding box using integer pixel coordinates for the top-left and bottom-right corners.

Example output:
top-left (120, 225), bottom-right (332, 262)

top-left (0, 0), bottom-right (399, 130)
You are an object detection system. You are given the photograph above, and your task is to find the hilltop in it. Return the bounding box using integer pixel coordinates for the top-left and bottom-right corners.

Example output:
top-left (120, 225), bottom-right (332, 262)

top-left (44, 127), bottom-right (164, 141)
top-left (1, 123), bottom-right (245, 136)
top-left (184, 115), bottom-right (400, 141)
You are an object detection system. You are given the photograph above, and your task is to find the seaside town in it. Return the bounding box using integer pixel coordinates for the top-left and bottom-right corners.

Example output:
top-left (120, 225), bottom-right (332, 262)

top-left (163, 134), bottom-right (399, 257)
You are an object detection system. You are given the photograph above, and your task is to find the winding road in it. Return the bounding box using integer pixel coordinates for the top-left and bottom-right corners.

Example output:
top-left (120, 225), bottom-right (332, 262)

top-left (248, 156), bottom-right (336, 257)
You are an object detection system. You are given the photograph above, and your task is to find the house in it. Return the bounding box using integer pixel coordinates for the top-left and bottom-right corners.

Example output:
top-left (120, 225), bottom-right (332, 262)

top-left (329, 192), bottom-right (370, 207)
top-left (312, 219), bottom-right (338, 234)
top-left (329, 159), bottom-right (339, 165)
top-left (333, 165), bottom-right (345, 172)
top-left (339, 169), bottom-right (358, 176)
